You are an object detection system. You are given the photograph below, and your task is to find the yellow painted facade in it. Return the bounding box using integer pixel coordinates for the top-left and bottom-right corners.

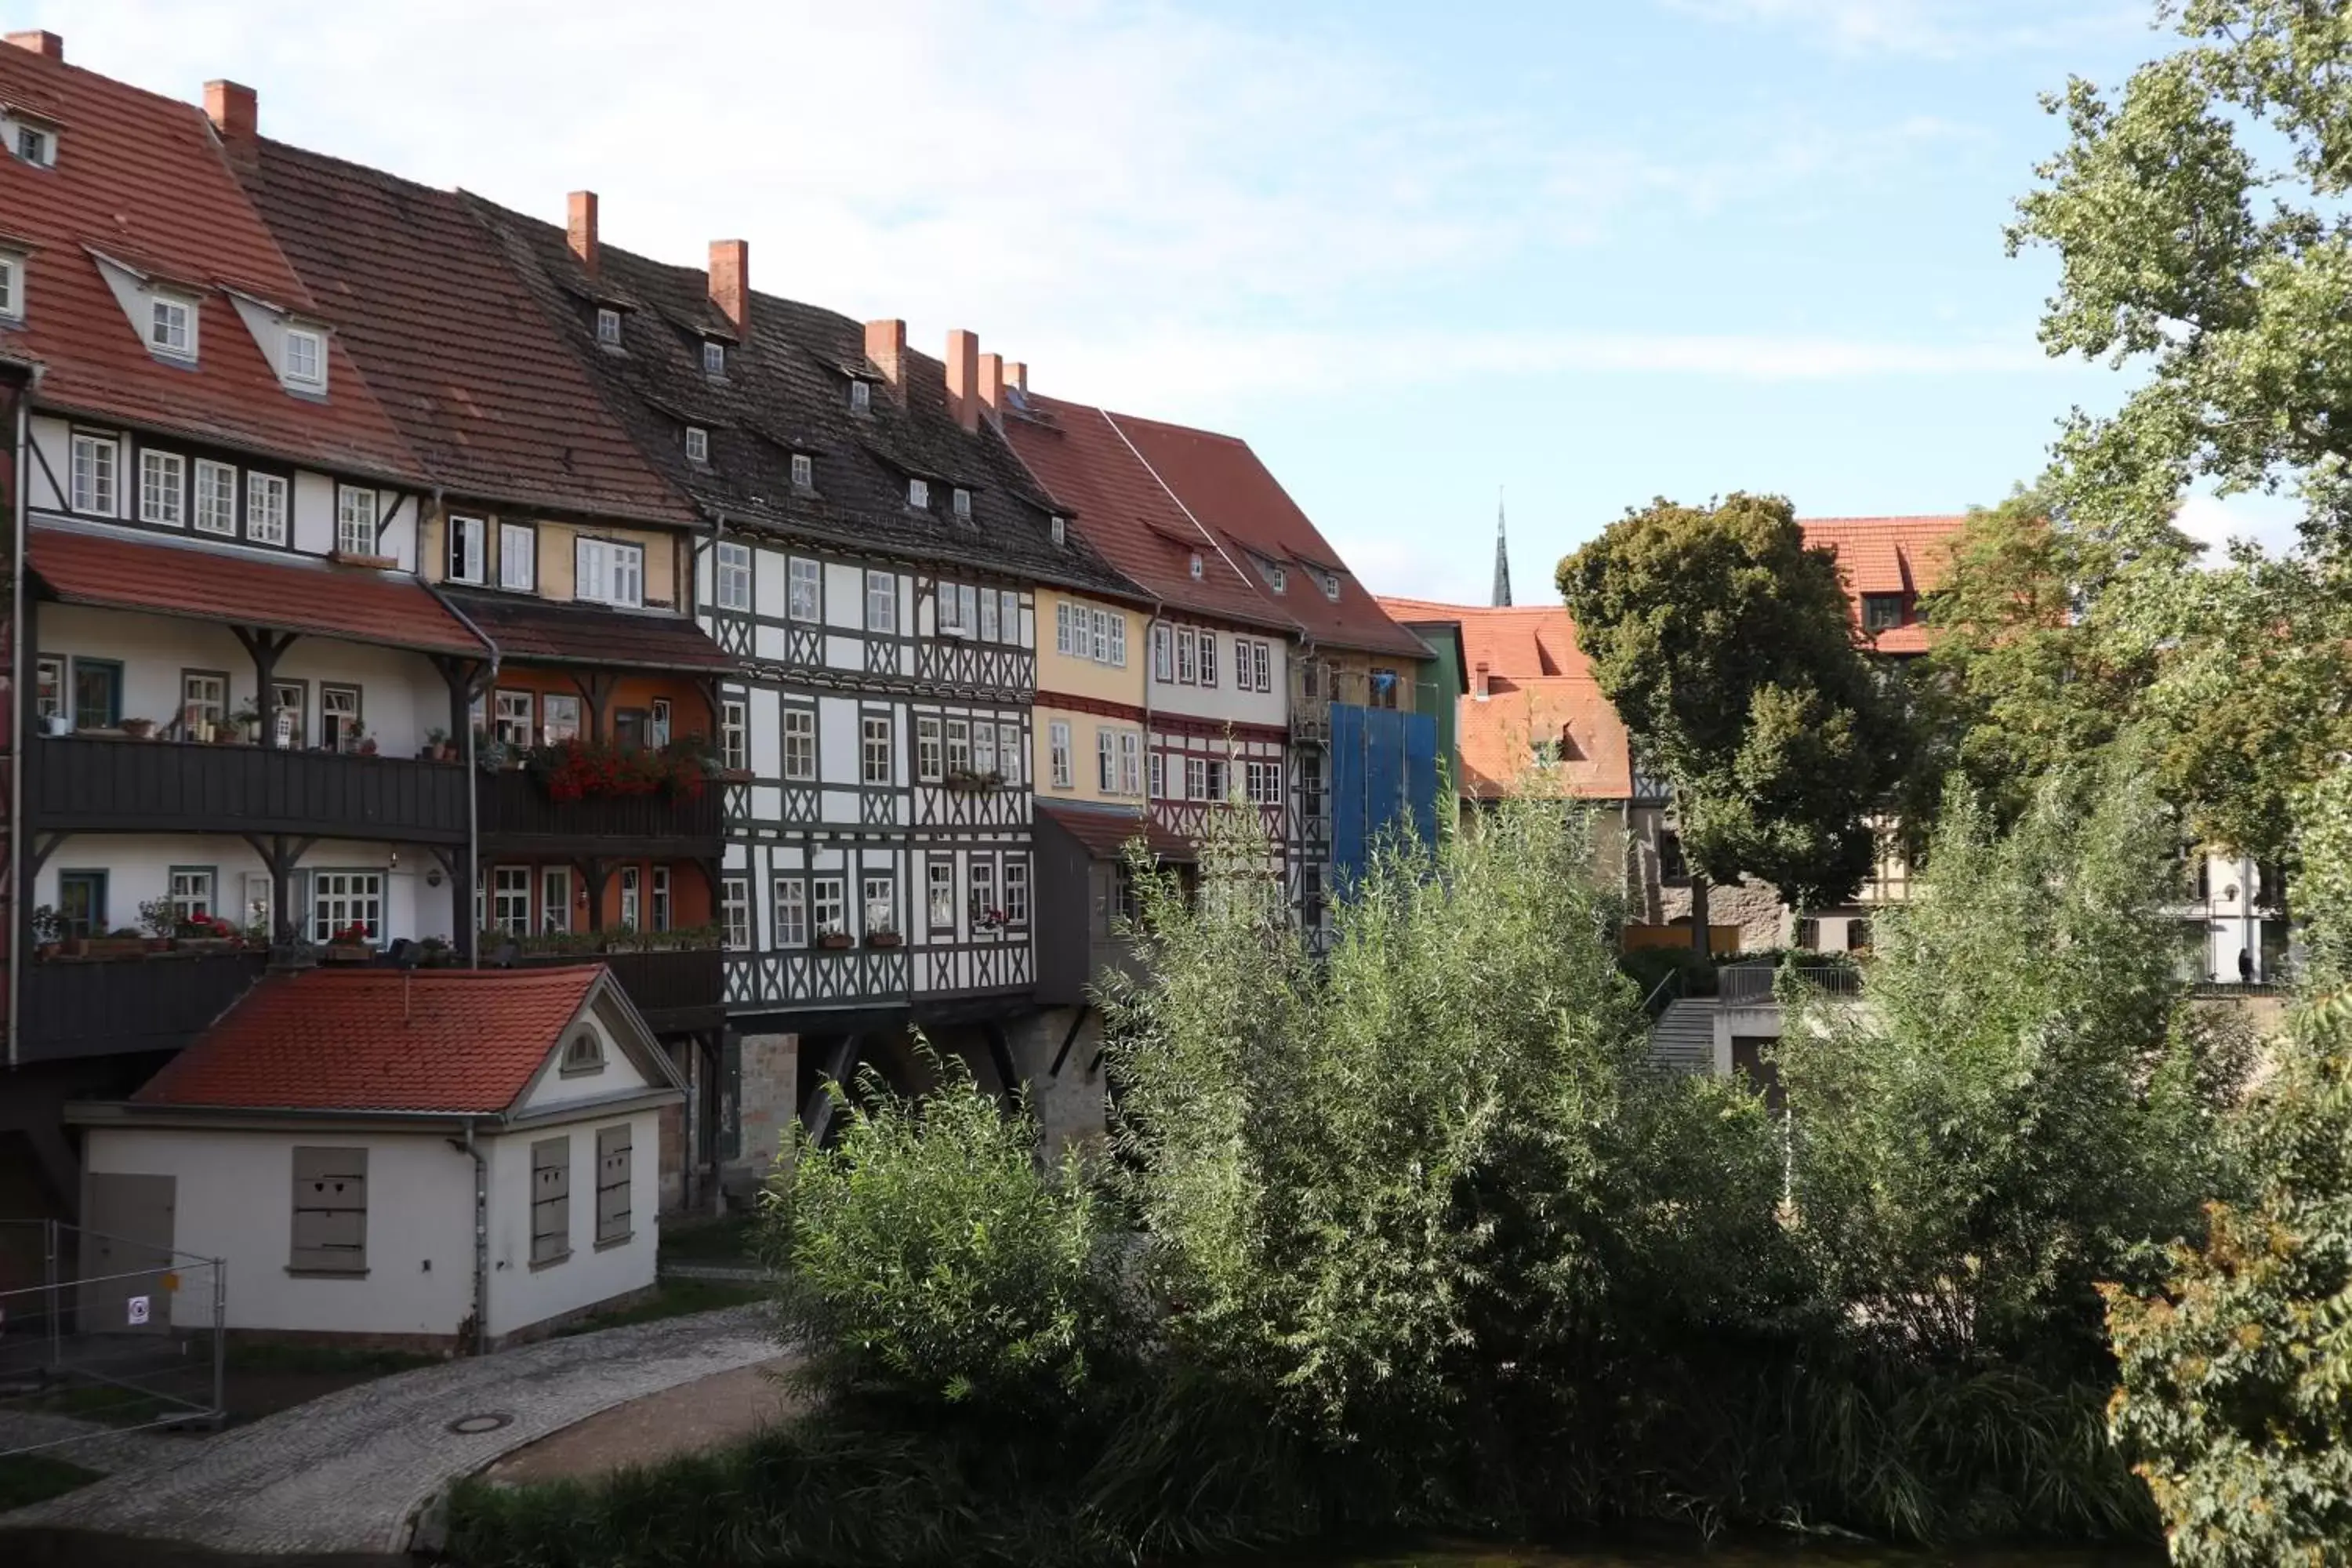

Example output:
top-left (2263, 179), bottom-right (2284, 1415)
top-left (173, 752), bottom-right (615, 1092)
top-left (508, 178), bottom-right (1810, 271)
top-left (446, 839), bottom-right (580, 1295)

top-left (1033, 589), bottom-right (1149, 807)
top-left (419, 507), bottom-right (689, 610)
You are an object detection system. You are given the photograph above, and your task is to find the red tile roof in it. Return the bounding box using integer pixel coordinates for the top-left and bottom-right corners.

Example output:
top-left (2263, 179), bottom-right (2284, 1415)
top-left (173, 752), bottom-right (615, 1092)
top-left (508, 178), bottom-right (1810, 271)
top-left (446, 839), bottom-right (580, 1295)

top-left (1003, 394), bottom-right (1279, 628)
top-left (443, 590), bottom-right (733, 673)
top-left (1036, 799), bottom-right (1196, 863)
top-left (133, 966), bottom-right (606, 1113)
top-left (1379, 597), bottom-right (1592, 681)
top-left (1106, 413), bottom-right (1429, 660)
top-left (31, 522), bottom-right (489, 657)
top-left (1799, 515), bottom-right (1965, 655)
top-left (0, 46), bottom-right (418, 478)
top-left (242, 140), bottom-right (697, 528)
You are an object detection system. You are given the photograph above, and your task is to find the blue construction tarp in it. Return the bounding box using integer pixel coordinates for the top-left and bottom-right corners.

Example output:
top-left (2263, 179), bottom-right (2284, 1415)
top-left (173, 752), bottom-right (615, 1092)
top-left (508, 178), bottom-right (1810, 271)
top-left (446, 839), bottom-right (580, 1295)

top-left (1328, 703), bottom-right (1439, 892)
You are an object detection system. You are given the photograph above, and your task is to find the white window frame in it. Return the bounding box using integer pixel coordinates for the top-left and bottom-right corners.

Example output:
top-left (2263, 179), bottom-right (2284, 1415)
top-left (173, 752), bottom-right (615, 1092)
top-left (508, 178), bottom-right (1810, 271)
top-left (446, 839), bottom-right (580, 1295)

top-left (1098, 728), bottom-right (1116, 793)
top-left (1109, 613), bottom-right (1127, 668)
top-left (1055, 602), bottom-right (1073, 656)
top-left (980, 588), bottom-right (1000, 642)
top-left (849, 379), bottom-right (872, 414)
top-left (1176, 627), bottom-right (1197, 684)
top-left (702, 339), bottom-right (726, 377)
top-left (1051, 515), bottom-right (1068, 547)
top-left (540, 693), bottom-right (582, 744)
top-left (619, 866), bottom-right (641, 931)
top-left (149, 293), bottom-right (197, 360)
top-left (866, 569), bottom-right (897, 634)
top-left (1090, 608), bottom-right (1109, 662)
top-left (714, 540), bottom-right (752, 611)
top-left (721, 697), bottom-right (747, 771)
top-left (194, 461), bottom-right (236, 539)
top-left (788, 557), bottom-right (821, 622)
top-left (1118, 730), bottom-right (1142, 797)
top-left (927, 859), bottom-right (956, 931)
top-left (916, 715), bottom-right (943, 782)
top-left (862, 713), bottom-right (892, 786)
top-left (595, 307), bottom-right (622, 347)
top-left (938, 582), bottom-right (967, 637)
top-left (336, 485), bottom-right (379, 557)
top-left (684, 426), bottom-right (710, 464)
top-left (448, 515), bottom-right (486, 584)
top-left (1149, 750), bottom-right (1165, 800)
top-left (973, 722), bottom-right (996, 779)
top-left (967, 858), bottom-right (996, 928)
top-left (773, 877), bottom-right (808, 948)
top-left (864, 873), bottom-right (896, 935)
top-left (71, 433), bottom-right (119, 517)
top-left (310, 870), bottom-right (383, 944)
top-left (246, 471), bottom-right (289, 546)
top-left (1200, 630), bottom-right (1218, 688)
top-left (138, 448), bottom-right (185, 528)
top-left (1152, 622), bottom-right (1174, 682)
top-left (952, 487), bottom-right (971, 521)
top-left (540, 864), bottom-right (574, 934)
top-left (499, 521), bottom-right (537, 590)
top-left (782, 706), bottom-right (816, 781)
top-left (1003, 859), bottom-right (1029, 930)
top-left (997, 721), bottom-right (1023, 788)
top-left (720, 876), bottom-right (750, 950)
top-left (492, 690), bottom-right (535, 749)
top-left (907, 477), bottom-right (929, 510)
top-left (575, 537), bottom-right (645, 608)
top-left (0, 252), bottom-right (21, 323)
top-left (651, 866), bottom-right (672, 931)
top-left (790, 452), bottom-right (814, 490)
top-left (14, 124), bottom-right (54, 168)
top-left (946, 718), bottom-right (971, 775)
top-left (1049, 719), bottom-right (1072, 789)
top-left (283, 326), bottom-right (325, 389)
top-left (811, 876), bottom-right (847, 939)
top-left (959, 585), bottom-right (979, 641)
top-left (169, 866), bottom-right (217, 924)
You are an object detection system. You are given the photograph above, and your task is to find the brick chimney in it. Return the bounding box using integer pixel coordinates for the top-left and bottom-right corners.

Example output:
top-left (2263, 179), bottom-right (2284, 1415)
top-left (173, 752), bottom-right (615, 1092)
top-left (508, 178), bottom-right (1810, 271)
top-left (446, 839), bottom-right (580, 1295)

top-left (945, 330), bottom-right (981, 433)
top-left (1472, 661), bottom-right (1490, 700)
top-left (567, 191), bottom-right (599, 277)
top-left (708, 239), bottom-right (748, 332)
top-left (865, 318), bottom-right (906, 391)
top-left (4, 31), bottom-right (61, 59)
top-left (1006, 361), bottom-right (1028, 394)
top-left (205, 80), bottom-right (256, 140)
top-left (978, 353), bottom-right (1006, 420)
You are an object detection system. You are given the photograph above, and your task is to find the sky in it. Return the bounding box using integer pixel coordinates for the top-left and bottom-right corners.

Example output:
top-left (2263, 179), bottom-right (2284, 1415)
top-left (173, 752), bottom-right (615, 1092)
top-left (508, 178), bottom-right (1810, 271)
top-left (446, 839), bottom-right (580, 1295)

top-left (19, 0), bottom-right (2292, 603)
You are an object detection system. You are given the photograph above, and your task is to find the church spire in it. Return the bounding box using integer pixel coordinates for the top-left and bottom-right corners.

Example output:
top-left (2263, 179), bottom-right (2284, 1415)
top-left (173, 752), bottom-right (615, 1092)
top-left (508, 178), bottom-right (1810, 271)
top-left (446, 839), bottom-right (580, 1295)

top-left (1491, 488), bottom-right (1513, 607)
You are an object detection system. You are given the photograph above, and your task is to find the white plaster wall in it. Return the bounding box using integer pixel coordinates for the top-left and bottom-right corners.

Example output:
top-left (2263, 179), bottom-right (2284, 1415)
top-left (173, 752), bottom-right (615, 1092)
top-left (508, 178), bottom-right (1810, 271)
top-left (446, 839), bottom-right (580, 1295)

top-left (84, 1127), bottom-right (476, 1336)
top-left (822, 563), bottom-right (863, 631)
top-left (1149, 625), bottom-right (1287, 728)
top-left (817, 695), bottom-right (859, 787)
top-left (482, 1107), bottom-right (662, 1338)
top-left (515, 1010), bottom-right (655, 1113)
top-left (292, 471), bottom-right (336, 555)
top-left (36, 834), bottom-right (455, 942)
top-left (37, 603), bottom-right (449, 754)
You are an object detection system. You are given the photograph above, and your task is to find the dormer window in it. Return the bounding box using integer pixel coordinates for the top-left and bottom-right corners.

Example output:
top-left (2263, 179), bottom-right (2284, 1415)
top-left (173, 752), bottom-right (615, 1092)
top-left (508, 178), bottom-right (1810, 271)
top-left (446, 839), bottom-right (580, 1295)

top-left (149, 295), bottom-right (196, 361)
top-left (1862, 593), bottom-right (1904, 632)
top-left (789, 452), bottom-right (814, 490)
top-left (702, 339), bottom-right (725, 377)
top-left (595, 307), bottom-right (622, 347)
top-left (849, 379), bottom-right (872, 414)
top-left (283, 327), bottom-right (325, 390)
top-left (1189, 552), bottom-right (1203, 580)
top-left (0, 252), bottom-right (20, 324)
top-left (952, 487), bottom-right (972, 522)
top-left (1050, 515), bottom-right (1066, 547)
top-left (1321, 571), bottom-right (1340, 601)
top-left (908, 477), bottom-right (929, 510)
top-left (685, 426), bottom-right (710, 464)
top-left (1265, 561), bottom-right (1287, 593)
top-left (14, 124), bottom-right (54, 168)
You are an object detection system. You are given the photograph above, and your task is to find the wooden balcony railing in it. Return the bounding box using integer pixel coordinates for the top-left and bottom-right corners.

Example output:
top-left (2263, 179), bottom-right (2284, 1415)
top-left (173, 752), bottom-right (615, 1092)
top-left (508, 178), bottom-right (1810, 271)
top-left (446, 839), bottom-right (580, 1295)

top-left (19, 951), bottom-right (270, 1064)
top-left (505, 946), bottom-right (724, 1034)
top-left (27, 736), bottom-right (469, 843)
top-left (475, 771), bottom-right (724, 857)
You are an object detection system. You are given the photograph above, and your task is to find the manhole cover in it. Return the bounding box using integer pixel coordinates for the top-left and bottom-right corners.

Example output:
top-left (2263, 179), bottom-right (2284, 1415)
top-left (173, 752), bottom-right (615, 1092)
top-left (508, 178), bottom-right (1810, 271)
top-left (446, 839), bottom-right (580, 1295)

top-left (446, 1412), bottom-right (513, 1435)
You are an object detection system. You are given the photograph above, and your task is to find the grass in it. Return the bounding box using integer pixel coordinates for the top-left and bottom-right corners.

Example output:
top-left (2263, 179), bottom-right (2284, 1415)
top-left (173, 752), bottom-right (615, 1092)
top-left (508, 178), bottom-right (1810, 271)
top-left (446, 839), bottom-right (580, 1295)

top-left (657, 1213), bottom-right (760, 1265)
top-left (0, 1452), bottom-right (104, 1510)
top-left (553, 1276), bottom-right (766, 1337)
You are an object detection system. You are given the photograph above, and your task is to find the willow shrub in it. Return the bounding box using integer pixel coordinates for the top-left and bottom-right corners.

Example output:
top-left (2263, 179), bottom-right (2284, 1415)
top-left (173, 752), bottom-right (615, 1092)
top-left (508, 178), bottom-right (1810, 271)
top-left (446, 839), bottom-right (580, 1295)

top-left (2104, 767), bottom-right (2352, 1567)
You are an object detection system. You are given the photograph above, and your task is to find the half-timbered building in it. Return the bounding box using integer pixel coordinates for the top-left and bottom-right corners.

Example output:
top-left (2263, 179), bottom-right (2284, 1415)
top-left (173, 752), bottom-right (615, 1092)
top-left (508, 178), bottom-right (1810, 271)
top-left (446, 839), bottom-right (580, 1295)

top-left (460, 199), bottom-right (1136, 1185)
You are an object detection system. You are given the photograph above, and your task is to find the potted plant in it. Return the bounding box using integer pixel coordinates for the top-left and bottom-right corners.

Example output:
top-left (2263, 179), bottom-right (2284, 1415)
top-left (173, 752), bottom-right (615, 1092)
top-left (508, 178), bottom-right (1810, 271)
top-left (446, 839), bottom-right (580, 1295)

top-left (137, 898), bottom-right (180, 953)
top-left (89, 927), bottom-right (147, 960)
top-left (176, 914), bottom-right (238, 953)
top-left (120, 717), bottom-right (156, 740)
top-left (866, 920), bottom-right (902, 949)
top-left (324, 920), bottom-right (375, 961)
top-left (225, 705), bottom-right (261, 744)
top-left (815, 924), bottom-right (854, 951)
top-left (30, 904), bottom-right (64, 960)
top-left (353, 723), bottom-right (379, 757)
top-left (42, 712), bottom-right (71, 738)
top-left (423, 727), bottom-right (450, 761)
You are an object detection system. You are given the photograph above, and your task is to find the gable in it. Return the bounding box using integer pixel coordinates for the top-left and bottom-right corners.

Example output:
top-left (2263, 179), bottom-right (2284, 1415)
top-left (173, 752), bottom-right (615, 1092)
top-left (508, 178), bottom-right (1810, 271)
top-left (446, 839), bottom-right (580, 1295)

top-left (512, 985), bottom-right (672, 1116)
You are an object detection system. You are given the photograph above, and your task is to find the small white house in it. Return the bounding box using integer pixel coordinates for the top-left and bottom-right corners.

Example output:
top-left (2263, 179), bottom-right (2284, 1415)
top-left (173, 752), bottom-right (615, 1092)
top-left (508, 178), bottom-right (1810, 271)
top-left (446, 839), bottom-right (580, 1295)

top-left (69, 964), bottom-right (684, 1350)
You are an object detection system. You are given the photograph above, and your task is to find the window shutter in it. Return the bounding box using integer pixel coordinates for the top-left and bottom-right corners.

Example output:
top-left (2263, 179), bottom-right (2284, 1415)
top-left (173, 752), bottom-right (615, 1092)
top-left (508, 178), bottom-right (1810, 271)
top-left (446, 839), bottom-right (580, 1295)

top-left (290, 1145), bottom-right (368, 1272)
top-left (531, 1136), bottom-right (572, 1265)
top-left (595, 1124), bottom-right (633, 1246)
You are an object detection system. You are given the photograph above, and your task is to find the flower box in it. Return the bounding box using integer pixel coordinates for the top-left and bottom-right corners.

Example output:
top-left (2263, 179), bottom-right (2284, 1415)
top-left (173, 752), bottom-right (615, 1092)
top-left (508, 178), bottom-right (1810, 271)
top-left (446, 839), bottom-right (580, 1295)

top-left (323, 942), bottom-right (376, 964)
top-left (815, 931), bottom-right (855, 951)
top-left (866, 931), bottom-right (903, 949)
top-left (86, 936), bottom-right (147, 960)
top-left (943, 768), bottom-right (1004, 793)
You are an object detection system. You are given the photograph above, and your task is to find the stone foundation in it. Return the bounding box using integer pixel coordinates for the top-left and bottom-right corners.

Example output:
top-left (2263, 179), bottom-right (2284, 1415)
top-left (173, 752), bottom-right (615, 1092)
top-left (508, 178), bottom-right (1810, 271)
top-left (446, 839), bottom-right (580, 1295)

top-left (724, 1031), bottom-right (799, 1201)
top-left (1006, 1007), bottom-right (1110, 1156)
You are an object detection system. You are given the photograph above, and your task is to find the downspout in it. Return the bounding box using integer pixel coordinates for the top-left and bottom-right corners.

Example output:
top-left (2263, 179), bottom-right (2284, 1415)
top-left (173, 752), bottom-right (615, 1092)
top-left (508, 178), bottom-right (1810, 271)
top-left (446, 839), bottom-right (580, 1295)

top-left (6, 368), bottom-right (31, 1070)
top-left (460, 1120), bottom-right (489, 1355)
top-left (425, 574), bottom-right (497, 969)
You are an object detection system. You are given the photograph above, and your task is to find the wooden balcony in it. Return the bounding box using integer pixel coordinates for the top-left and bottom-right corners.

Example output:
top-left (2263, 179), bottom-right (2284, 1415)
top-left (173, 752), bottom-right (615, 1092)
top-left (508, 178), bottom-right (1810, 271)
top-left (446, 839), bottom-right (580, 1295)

top-left (475, 771), bottom-right (724, 859)
top-left (507, 946), bottom-right (724, 1035)
top-left (27, 735), bottom-right (469, 844)
top-left (19, 951), bottom-right (270, 1065)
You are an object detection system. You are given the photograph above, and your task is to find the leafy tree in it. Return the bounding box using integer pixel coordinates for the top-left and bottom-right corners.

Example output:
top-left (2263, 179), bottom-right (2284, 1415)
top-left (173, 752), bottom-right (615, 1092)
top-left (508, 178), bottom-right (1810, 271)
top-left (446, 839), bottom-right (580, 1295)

top-left (2104, 768), bottom-right (2352, 1567)
top-left (1780, 764), bottom-right (2252, 1382)
top-left (1557, 492), bottom-right (1909, 946)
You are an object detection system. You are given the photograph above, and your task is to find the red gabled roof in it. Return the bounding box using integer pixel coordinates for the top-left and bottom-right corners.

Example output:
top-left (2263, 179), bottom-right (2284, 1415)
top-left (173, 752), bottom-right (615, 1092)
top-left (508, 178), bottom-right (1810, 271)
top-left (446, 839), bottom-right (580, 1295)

top-left (1036, 799), bottom-right (1196, 863)
top-left (133, 966), bottom-right (606, 1113)
top-left (31, 522), bottom-right (488, 657)
top-left (1004, 394), bottom-right (1277, 628)
top-left (0, 45), bottom-right (418, 478)
top-left (1379, 597), bottom-right (1593, 682)
top-left (242, 139), bottom-right (697, 528)
top-left (1799, 515), bottom-right (1965, 655)
top-left (1107, 413), bottom-right (1428, 661)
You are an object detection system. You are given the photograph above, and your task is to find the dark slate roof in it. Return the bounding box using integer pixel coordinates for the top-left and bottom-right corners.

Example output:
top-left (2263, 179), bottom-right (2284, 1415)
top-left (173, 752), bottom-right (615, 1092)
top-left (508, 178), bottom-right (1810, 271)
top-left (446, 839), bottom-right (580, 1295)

top-left (444, 588), bottom-right (735, 673)
top-left (241, 140), bottom-right (697, 530)
top-left (462, 195), bottom-right (1140, 601)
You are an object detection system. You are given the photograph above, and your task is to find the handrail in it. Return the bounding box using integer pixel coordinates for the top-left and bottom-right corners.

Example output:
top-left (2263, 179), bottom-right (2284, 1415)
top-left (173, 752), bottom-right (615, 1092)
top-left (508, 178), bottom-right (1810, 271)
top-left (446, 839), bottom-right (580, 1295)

top-left (1639, 968), bottom-right (1684, 1017)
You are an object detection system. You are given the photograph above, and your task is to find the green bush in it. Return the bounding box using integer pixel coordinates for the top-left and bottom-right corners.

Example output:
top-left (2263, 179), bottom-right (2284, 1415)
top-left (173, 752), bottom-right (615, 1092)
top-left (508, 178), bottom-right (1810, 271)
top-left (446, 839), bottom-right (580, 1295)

top-left (763, 1049), bottom-right (1133, 1416)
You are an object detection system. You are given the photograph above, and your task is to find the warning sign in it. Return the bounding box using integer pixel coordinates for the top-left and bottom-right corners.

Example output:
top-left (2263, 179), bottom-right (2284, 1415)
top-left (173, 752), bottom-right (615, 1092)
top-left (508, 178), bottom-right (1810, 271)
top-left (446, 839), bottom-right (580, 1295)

top-left (126, 1294), bottom-right (150, 1327)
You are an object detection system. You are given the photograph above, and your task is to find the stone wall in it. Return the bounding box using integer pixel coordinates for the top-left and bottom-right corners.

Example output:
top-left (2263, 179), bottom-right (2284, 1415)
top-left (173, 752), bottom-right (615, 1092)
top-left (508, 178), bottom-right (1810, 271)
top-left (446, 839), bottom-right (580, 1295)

top-left (1007, 1006), bottom-right (1111, 1157)
top-left (725, 1030), bottom-right (798, 1200)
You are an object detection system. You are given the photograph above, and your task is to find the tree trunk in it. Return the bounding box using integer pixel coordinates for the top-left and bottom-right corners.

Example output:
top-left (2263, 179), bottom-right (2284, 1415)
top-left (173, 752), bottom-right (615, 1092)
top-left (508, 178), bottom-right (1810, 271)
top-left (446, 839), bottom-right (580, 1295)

top-left (1690, 874), bottom-right (1711, 956)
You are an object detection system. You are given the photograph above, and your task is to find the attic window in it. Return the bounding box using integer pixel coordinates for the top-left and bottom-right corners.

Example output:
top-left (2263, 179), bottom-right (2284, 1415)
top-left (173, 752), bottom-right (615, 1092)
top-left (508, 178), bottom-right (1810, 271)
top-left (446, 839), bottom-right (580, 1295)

top-left (0, 253), bottom-right (20, 324)
top-left (284, 327), bottom-right (325, 390)
top-left (1862, 593), bottom-right (1904, 632)
top-left (1050, 514), bottom-right (1066, 547)
top-left (14, 124), bottom-right (54, 168)
top-left (790, 452), bottom-right (814, 490)
top-left (849, 379), bottom-right (872, 414)
top-left (702, 339), bottom-right (725, 377)
top-left (952, 487), bottom-right (972, 522)
top-left (149, 294), bottom-right (196, 361)
top-left (1320, 571), bottom-right (1340, 601)
top-left (908, 477), bottom-right (929, 510)
top-left (1263, 561), bottom-right (1287, 593)
top-left (685, 426), bottom-right (710, 464)
top-left (595, 307), bottom-right (622, 347)
top-left (1189, 552), bottom-right (1203, 580)
top-left (560, 1026), bottom-right (604, 1076)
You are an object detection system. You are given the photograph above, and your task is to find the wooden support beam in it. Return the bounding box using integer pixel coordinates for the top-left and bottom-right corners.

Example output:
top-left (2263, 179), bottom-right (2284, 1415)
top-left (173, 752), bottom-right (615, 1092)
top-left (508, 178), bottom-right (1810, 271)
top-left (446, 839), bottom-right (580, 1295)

top-left (800, 1034), bottom-right (862, 1146)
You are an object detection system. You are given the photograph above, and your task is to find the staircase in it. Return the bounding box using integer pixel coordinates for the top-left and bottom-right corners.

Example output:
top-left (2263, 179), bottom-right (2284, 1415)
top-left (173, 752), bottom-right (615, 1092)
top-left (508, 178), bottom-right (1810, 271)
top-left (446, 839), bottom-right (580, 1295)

top-left (1648, 997), bottom-right (1718, 1075)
